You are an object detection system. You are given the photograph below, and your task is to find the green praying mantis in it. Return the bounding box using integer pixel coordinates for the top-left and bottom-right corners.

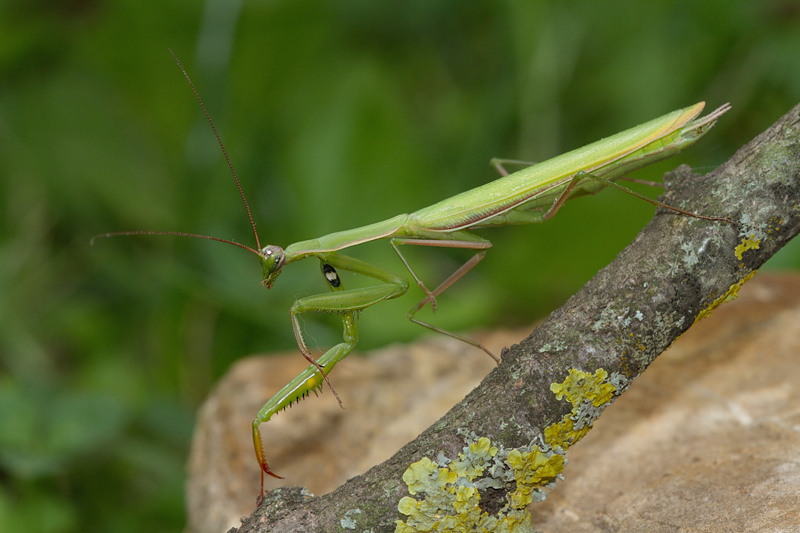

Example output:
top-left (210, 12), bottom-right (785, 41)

top-left (93, 55), bottom-right (733, 503)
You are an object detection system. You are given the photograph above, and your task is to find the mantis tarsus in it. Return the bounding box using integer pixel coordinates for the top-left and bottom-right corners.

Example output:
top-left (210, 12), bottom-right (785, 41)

top-left (93, 53), bottom-right (733, 503)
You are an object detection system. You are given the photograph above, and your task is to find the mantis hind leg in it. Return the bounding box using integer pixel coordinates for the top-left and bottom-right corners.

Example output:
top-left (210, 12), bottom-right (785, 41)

top-left (550, 171), bottom-right (732, 223)
top-left (390, 238), bottom-right (500, 363)
top-left (406, 250), bottom-right (500, 363)
top-left (490, 158), bottom-right (665, 188)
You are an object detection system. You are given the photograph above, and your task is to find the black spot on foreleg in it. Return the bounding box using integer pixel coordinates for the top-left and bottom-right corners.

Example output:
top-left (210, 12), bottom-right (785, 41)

top-left (321, 263), bottom-right (341, 288)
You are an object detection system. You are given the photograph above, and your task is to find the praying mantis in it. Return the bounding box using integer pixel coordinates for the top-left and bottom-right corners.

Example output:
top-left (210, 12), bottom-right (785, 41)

top-left (93, 55), bottom-right (733, 503)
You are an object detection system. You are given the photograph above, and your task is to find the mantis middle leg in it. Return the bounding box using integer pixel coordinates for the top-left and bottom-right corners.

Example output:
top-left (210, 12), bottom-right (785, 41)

top-left (390, 237), bottom-right (500, 363)
top-left (540, 170), bottom-right (732, 223)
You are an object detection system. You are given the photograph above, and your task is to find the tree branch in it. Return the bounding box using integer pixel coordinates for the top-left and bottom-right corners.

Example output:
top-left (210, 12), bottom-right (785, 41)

top-left (232, 103), bottom-right (800, 532)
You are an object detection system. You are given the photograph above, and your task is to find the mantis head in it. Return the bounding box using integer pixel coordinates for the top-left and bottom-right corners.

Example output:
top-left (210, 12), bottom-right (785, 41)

top-left (259, 245), bottom-right (286, 288)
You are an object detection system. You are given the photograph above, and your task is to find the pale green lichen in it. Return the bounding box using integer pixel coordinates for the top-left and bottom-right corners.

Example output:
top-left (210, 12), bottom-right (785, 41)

top-left (341, 508), bottom-right (361, 529)
top-left (693, 270), bottom-right (757, 325)
top-left (592, 306), bottom-right (618, 331)
top-left (681, 241), bottom-right (699, 268)
top-left (608, 372), bottom-right (630, 392)
top-left (592, 306), bottom-right (648, 329)
top-left (450, 437), bottom-right (497, 480)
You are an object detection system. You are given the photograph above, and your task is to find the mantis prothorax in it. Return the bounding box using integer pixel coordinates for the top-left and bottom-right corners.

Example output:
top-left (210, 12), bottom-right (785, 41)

top-left (93, 53), bottom-right (733, 503)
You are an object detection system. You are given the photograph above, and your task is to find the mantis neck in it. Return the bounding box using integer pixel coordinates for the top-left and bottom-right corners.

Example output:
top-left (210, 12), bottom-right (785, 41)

top-left (284, 214), bottom-right (410, 261)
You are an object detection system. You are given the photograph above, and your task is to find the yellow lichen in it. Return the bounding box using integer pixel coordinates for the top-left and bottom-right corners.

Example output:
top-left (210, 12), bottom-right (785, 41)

top-left (507, 449), bottom-right (565, 507)
top-left (395, 437), bottom-right (545, 532)
top-left (735, 235), bottom-right (760, 260)
top-left (549, 368), bottom-right (616, 408)
top-left (451, 438), bottom-right (498, 480)
top-left (396, 370), bottom-right (624, 531)
top-left (402, 457), bottom-right (455, 495)
top-left (544, 368), bottom-right (618, 450)
top-left (543, 416), bottom-right (590, 449)
top-left (693, 270), bottom-right (757, 325)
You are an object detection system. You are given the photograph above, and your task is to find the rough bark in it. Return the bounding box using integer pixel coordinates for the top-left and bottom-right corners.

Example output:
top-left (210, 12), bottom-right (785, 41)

top-left (230, 103), bottom-right (800, 532)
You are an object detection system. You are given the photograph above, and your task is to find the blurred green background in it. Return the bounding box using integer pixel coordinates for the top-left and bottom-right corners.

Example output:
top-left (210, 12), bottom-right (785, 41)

top-left (1, 0), bottom-right (798, 530)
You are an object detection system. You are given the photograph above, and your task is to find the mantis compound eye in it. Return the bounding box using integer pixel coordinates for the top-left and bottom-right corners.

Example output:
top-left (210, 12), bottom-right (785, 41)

top-left (260, 245), bottom-right (285, 288)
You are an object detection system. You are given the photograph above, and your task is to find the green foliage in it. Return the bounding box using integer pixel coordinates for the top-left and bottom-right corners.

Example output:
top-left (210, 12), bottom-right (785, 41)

top-left (0, 0), bottom-right (797, 530)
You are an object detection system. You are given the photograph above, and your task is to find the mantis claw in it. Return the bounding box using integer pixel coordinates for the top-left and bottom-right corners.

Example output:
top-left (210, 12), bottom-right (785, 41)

top-left (253, 423), bottom-right (284, 504)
